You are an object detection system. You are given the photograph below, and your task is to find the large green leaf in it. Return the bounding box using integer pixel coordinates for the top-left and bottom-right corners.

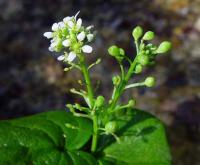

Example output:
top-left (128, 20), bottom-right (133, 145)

top-left (0, 110), bottom-right (98, 165)
top-left (99, 109), bottom-right (171, 165)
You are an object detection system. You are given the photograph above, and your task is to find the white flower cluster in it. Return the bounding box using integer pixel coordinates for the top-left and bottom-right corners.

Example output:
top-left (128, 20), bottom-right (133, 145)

top-left (43, 11), bottom-right (94, 62)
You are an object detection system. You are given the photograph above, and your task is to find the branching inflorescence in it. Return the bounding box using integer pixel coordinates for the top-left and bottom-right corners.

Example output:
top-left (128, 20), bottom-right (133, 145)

top-left (43, 11), bottom-right (171, 153)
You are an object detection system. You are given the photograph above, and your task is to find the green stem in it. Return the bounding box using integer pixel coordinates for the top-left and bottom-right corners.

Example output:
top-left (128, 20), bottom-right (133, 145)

top-left (79, 54), bottom-right (98, 153)
top-left (91, 115), bottom-right (98, 152)
top-left (79, 56), bottom-right (94, 108)
top-left (125, 82), bottom-right (145, 89)
top-left (109, 56), bottom-right (138, 111)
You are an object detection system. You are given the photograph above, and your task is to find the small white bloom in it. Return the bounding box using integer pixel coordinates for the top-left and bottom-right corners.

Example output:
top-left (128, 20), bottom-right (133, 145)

top-left (62, 39), bottom-right (70, 47)
top-left (58, 22), bottom-right (65, 29)
top-left (86, 25), bottom-right (94, 30)
top-left (57, 55), bottom-right (65, 61)
top-left (50, 42), bottom-right (57, 48)
top-left (76, 18), bottom-right (82, 30)
top-left (87, 34), bottom-right (94, 42)
top-left (43, 32), bottom-right (53, 39)
top-left (52, 23), bottom-right (59, 31)
top-left (63, 16), bottom-right (71, 23)
top-left (48, 46), bottom-right (54, 52)
top-left (68, 21), bottom-right (74, 28)
top-left (77, 31), bottom-right (85, 41)
top-left (67, 52), bottom-right (76, 62)
top-left (82, 45), bottom-right (93, 53)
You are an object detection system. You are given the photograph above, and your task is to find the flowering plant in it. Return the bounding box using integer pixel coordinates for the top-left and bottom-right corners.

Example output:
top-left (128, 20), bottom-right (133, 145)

top-left (0, 11), bottom-right (172, 165)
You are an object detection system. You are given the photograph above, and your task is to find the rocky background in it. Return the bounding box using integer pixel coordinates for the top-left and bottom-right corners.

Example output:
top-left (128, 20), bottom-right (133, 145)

top-left (0, 0), bottom-right (200, 164)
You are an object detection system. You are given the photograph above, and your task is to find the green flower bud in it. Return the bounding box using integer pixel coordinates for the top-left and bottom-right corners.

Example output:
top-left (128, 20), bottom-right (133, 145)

top-left (112, 75), bottom-right (121, 86)
top-left (135, 64), bottom-right (143, 74)
top-left (72, 43), bottom-right (81, 51)
top-left (145, 50), bottom-right (150, 55)
top-left (132, 26), bottom-right (143, 41)
top-left (143, 31), bottom-right (155, 41)
top-left (138, 55), bottom-right (149, 66)
top-left (62, 28), bottom-right (69, 36)
top-left (108, 45), bottom-right (120, 57)
top-left (108, 46), bottom-right (125, 61)
top-left (156, 41), bottom-right (172, 54)
top-left (105, 121), bottom-right (118, 134)
top-left (128, 99), bottom-right (136, 107)
top-left (119, 48), bottom-right (125, 56)
top-left (95, 95), bottom-right (105, 108)
top-left (144, 77), bottom-right (156, 87)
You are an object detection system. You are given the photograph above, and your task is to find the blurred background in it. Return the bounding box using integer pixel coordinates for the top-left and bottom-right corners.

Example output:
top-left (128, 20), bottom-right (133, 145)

top-left (0, 0), bottom-right (199, 164)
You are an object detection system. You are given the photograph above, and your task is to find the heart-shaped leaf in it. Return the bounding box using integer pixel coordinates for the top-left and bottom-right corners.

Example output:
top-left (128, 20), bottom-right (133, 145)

top-left (0, 110), bottom-right (98, 165)
top-left (99, 109), bottom-right (171, 165)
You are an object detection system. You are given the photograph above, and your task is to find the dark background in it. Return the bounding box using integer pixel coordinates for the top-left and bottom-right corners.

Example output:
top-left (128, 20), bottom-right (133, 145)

top-left (0, 0), bottom-right (200, 164)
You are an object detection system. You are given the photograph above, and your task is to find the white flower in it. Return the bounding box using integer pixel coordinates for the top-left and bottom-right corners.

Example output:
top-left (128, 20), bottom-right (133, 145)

top-left (82, 45), bottom-right (93, 53)
top-left (63, 16), bottom-right (71, 24)
top-left (48, 46), bottom-right (54, 52)
top-left (77, 31), bottom-right (85, 41)
top-left (68, 21), bottom-right (74, 28)
top-left (58, 22), bottom-right (65, 29)
top-left (87, 34), bottom-right (94, 42)
top-left (76, 18), bottom-right (82, 30)
top-left (52, 23), bottom-right (59, 31)
top-left (50, 42), bottom-right (57, 49)
top-left (43, 32), bottom-right (53, 39)
top-left (86, 25), bottom-right (94, 30)
top-left (67, 52), bottom-right (76, 62)
top-left (57, 55), bottom-right (65, 61)
top-left (62, 39), bottom-right (70, 47)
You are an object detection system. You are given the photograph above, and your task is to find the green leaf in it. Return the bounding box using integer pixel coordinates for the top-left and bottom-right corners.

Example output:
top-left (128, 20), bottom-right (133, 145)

top-left (0, 110), bottom-right (98, 165)
top-left (100, 109), bottom-right (171, 165)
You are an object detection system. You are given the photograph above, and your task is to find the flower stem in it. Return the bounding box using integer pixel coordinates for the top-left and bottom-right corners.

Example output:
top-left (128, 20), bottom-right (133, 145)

top-left (91, 115), bottom-right (98, 152)
top-left (109, 55), bottom-right (138, 111)
top-left (79, 56), bottom-right (94, 108)
top-left (79, 54), bottom-right (98, 153)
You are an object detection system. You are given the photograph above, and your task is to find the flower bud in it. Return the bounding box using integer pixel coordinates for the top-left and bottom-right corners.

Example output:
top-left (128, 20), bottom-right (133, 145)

top-left (132, 26), bottom-right (143, 41)
top-left (112, 75), bottom-right (121, 86)
top-left (138, 55), bottom-right (149, 66)
top-left (108, 46), bottom-right (125, 61)
top-left (128, 99), bottom-right (136, 107)
top-left (95, 95), bottom-right (105, 108)
top-left (134, 64), bottom-right (143, 74)
top-left (105, 121), bottom-right (118, 134)
top-left (108, 45), bottom-right (120, 57)
top-left (119, 48), bottom-right (125, 56)
top-left (156, 41), bottom-right (171, 54)
top-left (143, 31), bottom-right (155, 41)
top-left (144, 77), bottom-right (156, 87)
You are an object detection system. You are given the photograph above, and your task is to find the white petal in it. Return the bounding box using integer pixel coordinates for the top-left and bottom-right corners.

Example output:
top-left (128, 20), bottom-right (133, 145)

top-left (50, 39), bottom-right (55, 43)
top-left (58, 22), bottom-right (65, 28)
top-left (52, 23), bottom-right (59, 31)
top-left (50, 42), bottom-right (57, 48)
top-left (87, 34), bottom-right (94, 42)
top-left (86, 25), bottom-right (94, 30)
top-left (68, 21), bottom-right (74, 28)
top-left (67, 52), bottom-right (76, 62)
top-left (82, 45), bottom-right (93, 53)
top-left (48, 46), bottom-right (54, 52)
top-left (57, 55), bottom-right (65, 61)
top-left (77, 31), bottom-right (85, 41)
top-left (43, 32), bottom-right (53, 39)
top-left (63, 16), bottom-right (71, 23)
top-left (76, 18), bottom-right (82, 30)
top-left (62, 39), bottom-right (70, 47)
top-left (74, 11), bottom-right (80, 20)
